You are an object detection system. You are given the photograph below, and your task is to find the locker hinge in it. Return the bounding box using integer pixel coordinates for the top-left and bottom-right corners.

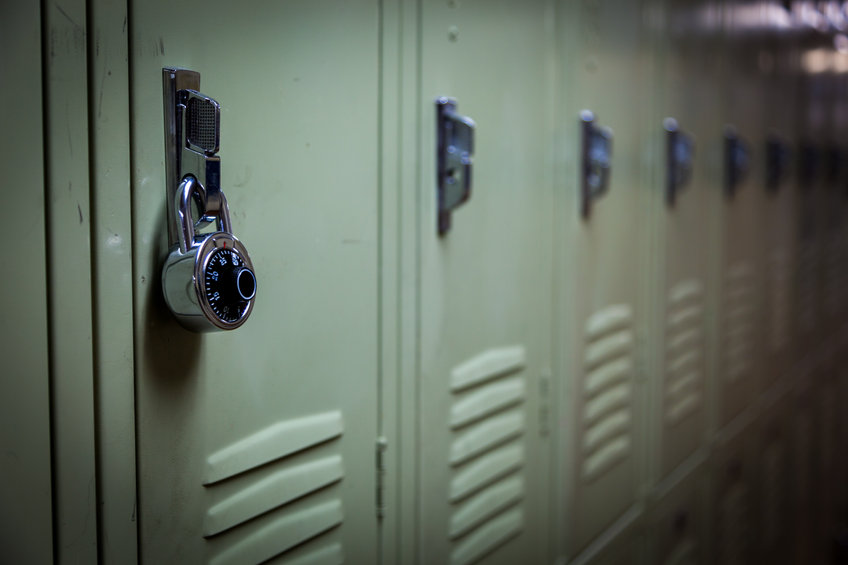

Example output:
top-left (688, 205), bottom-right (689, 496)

top-left (376, 436), bottom-right (388, 520)
top-left (539, 371), bottom-right (551, 436)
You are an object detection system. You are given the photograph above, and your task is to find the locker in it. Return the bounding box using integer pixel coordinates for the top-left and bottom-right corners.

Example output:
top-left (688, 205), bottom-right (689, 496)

top-left (128, 2), bottom-right (382, 563)
top-left (708, 424), bottom-right (754, 565)
top-left (794, 30), bottom-right (832, 364)
top-left (761, 7), bottom-right (800, 388)
top-left (716, 0), bottom-right (768, 428)
top-left (553, 0), bottom-right (653, 557)
top-left (789, 377), bottom-right (819, 563)
top-left (649, 0), bottom-right (724, 483)
top-left (814, 364), bottom-right (840, 545)
top-left (647, 464), bottom-right (705, 565)
top-left (821, 57), bottom-right (848, 339)
top-left (752, 394), bottom-right (793, 564)
top-left (10, 1), bottom-right (848, 563)
top-left (412, 1), bottom-right (555, 563)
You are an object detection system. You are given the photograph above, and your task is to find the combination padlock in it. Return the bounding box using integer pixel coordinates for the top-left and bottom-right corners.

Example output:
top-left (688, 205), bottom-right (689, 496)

top-left (162, 177), bottom-right (256, 331)
top-left (161, 67), bottom-right (256, 332)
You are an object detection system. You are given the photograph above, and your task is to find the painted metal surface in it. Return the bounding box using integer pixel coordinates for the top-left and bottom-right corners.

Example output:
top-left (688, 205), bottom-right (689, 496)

top-left (415, 1), bottom-right (554, 563)
top-left (0, 2), bottom-right (53, 563)
top-left (649, 0), bottom-right (723, 483)
top-left (12, 1), bottom-right (848, 563)
top-left (128, 1), bottom-right (380, 562)
top-left (555, 0), bottom-right (653, 556)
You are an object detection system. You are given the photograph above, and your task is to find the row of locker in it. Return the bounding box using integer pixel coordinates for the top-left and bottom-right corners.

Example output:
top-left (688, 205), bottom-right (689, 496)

top-left (5, 0), bottom-right (848, 564)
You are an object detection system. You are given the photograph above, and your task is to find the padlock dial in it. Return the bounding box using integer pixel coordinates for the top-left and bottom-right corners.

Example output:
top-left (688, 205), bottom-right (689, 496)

top-left (194, 233), bottom-right (256, 330)
top-left (202, 248), bottom-right (255, 323)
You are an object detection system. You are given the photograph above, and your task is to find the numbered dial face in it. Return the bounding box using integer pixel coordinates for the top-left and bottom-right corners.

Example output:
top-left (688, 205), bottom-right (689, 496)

top-left (202, 247), bottom-right (256, 323)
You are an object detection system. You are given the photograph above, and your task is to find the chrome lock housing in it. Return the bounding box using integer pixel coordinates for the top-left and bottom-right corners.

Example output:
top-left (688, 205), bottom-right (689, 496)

top-left (161, 67), bottom-right (256, 332)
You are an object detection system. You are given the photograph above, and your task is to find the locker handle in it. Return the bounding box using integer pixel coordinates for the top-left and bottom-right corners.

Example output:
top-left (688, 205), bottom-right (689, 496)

top-left (665, 117), bottom-right (695, 207)
top-left (580, 110), bottom-right (612, 218)
top-left (724, 126), bottom-right (750, 198)
top-left (436, 97), bottom-right (475, 236)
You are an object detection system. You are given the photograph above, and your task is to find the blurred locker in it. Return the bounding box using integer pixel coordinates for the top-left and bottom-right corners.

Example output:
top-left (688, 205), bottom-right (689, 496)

top-left (716, 0), bottom-right (768, 429)
top-left (649, 0), bottom-right (724, 484)
top-left (647, 465), bottom-right (705, 565)
top-left (819, 51), bottom-right (848, 344)
top-left (708, 427), bottom-right (754, 565)
top-left (753, 395), bottom-right (793, 564)
top-left (413, 1), bottom-right (555, 563)
top-left (128, 2), bottom-right (382, 562)
top-left (790, 377), bottom-right (819, 563)
top-left (554, 0), bottom-right (652, 558)
top-left (794, 22), bottom-right (831, 367)
top-left (761, 2), bottom-right (800, 388)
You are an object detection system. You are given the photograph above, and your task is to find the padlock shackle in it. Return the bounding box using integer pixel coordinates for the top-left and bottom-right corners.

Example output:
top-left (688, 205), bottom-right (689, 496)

top-left (176, 175), bottom-right (232, 254)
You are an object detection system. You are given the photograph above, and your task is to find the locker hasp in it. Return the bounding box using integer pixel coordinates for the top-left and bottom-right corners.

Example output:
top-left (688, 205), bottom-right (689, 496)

top-left (665, 117), bottom-right (695, 207)
top-left (724, 126), bottom-right (750, 198)
top-left (580, 110), bottom-right (613, 218)
top-left (161, 67), bottom-right (257, 332)
top-left (436, 97), bottom-right (475, 235)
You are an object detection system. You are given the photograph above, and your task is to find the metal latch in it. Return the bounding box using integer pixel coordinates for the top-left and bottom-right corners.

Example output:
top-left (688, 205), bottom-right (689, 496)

top-left (765, 133), bottom-right (791, 193)
top-left (436, 97), bottom-right (475, 236)
top-left (664, 117), bottom-right (695, 206)
top-left (724, 126), bottom-right (750, 198)
top-left (580, 110), bottom-right (613, 218)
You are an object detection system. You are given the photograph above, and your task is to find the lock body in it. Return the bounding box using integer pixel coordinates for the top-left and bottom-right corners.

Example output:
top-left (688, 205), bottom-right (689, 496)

top-left (163, 230), bottom-right (255, 332)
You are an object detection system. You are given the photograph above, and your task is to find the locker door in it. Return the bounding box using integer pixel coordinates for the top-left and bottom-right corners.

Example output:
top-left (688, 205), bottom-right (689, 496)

top-left (415, 1), bottom-right (554, 563)
top-left (555, 0), bottom-right (651, 556)
top-left (649, 466), bottom-right (705, 565)
top-left (821, 60), bottom-right (848, 340)
top-left (795, 41), bottom-right (830, 363)
top-left (709, 431), bottom-right (753, 565)
top-left (716, 2), bottom-right (767, 427)
top-left (753, 398), bottom-right (792, 563)
top-left (652, 0), bottom-right (723, 481)
top-left (129, 3), bottom-right (380, 563)
top-left (761, 15), bottom-right (798, 387)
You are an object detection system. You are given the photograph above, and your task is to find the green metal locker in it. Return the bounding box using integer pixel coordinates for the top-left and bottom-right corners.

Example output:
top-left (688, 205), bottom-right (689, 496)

top-left (715, 0), bottom-right (769, 429)
top-left (554, 0), bottom-right (653, 558)
top-left (127, 2), bottom-right (382, 563)
top-left (647, 463), bottom-right (705, 565)
top-left (648, 0), bottom-right (724, 484)
top-left (411, 1), bottom-right (555, 563)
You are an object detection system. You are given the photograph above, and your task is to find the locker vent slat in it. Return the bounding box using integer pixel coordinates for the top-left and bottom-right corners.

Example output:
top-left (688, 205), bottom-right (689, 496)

top-left (209, 500), bottom-right (343, 565)
top-left (723, 263), bottom-right (756, 383)
top-left (447, 346), bottom-right (528, 562)
top-left (767, 248), bottom-right (791, 353)
top-left (580, 304), bottom-right (635, 482)
top-left (203, 412), bottom-right (347, 563)
top-left (203, 411), bottom-right (343, 485)
top-left (449, 507), bottom-right (524, 565)
top-left (267, 543), bottom-right (343, 565)
top-left (664, 279), bottom-right (704, 425)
